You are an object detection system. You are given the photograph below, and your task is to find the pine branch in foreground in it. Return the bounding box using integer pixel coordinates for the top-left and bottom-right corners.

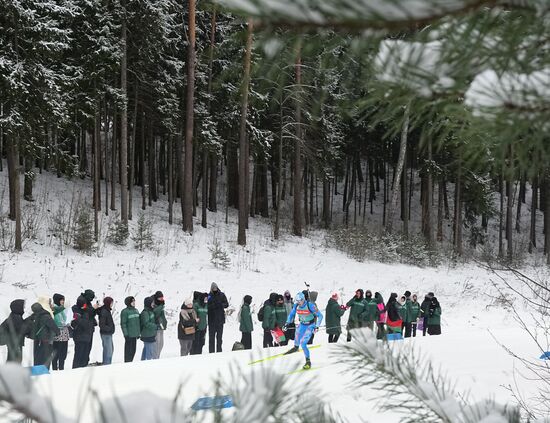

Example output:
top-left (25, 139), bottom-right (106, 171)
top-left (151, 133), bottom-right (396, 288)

top-left (334, 328), bottom-right (521, 423)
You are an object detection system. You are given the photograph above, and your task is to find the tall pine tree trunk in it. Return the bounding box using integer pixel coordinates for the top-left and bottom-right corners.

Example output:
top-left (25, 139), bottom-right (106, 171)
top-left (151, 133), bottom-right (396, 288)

top-left (182, 0), bottom-right (196, 233)
top-left (120, 4), bottom-right (129, 225)
top-left (110, 106), bottom-right (117, 211)
top-left (7, 134), bottom-right (21, 251)
top-left (293, 43), bottom-right (303, 237)
top-left (93, 100), bottom-right (101, 240)
top-left (506, 145), bottom-right (513, 261)
top-left (129, 85), bottom-right (138, 220)
top-left (104, 99), bottom-right (110, 216)
top-left (237, 20), bottom-right (253, 245)
top-left (387, 106), bottom-right (409, 233)
top-left (421, 137), bottom-right (433, 246)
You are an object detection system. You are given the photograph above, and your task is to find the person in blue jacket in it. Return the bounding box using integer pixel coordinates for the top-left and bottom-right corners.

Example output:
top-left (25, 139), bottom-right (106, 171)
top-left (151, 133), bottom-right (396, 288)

top-left (283, 291), bottom-right (323, 369)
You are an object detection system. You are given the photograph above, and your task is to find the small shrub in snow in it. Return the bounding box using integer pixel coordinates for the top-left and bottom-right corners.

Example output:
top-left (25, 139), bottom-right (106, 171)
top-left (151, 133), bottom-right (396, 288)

top-left (0, 215), bottom-right (14, 251)
top-left (107, 219), bottom-right (129, 246)
top-left (72, 203), bottom-right (94, 253)
top-left (209, 238), bottom-right (231, 269)
top-left (328, 227), bottom-right (441, 267)
top-left (132, 214), bottom-right (154, 251)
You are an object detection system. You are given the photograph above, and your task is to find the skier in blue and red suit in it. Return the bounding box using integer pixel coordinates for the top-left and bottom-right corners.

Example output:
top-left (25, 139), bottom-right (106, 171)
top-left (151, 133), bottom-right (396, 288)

top-left (283, 291), bottom-right (323, 369)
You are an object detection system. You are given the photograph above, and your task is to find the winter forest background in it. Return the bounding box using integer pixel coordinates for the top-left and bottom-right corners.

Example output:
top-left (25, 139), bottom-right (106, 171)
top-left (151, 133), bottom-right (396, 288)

top-left (1, 0), bottom-right (550, 422)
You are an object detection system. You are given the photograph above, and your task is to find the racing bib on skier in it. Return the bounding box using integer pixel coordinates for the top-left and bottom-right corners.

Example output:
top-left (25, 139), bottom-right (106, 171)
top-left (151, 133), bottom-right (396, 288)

top-left (296, 303), bottom-right (316, 324)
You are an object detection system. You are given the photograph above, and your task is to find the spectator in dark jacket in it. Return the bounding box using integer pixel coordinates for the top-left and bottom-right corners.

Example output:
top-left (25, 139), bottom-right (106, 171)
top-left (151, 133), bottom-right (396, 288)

top-left (0, 299), bottom-right (26, 363)
top-left (121, 296), bottom-right (140, 362)
top-left (385, 293), bottom-right (403, 335)
top-left (420, 292), bottom-right (434, 336)
top-left (152, 291), bottom-right (167, 359)
top-left (30, 300), bottom-right (60, 369)
top-left (261, 293), bottom-right (278, 348)
top-left (207, 282), bottom-right (229, 353)
top-left (191, 292), bottom-right (208, 355)
top-left (178, 297), bottom-right (198, 356)
top-left (99, 297), bottom-right (115, 365)
top-left (71, 295), bottom-right (96, 368)
top-left (80, 289), bottom-right (98, 364)
top-left (282, 291), bottom-right (295, 340)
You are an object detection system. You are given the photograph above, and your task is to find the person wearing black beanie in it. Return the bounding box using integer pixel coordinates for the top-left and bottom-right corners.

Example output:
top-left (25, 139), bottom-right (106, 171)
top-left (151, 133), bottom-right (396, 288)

top-left (152, 291), bottom-right (167, 359)
top-left (121, 296), bottom-right (140, 362)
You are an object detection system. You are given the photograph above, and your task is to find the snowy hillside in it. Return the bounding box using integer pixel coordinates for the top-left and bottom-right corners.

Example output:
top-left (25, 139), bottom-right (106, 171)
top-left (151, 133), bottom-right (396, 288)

top-left (0, 170), bottom-right (545, 422)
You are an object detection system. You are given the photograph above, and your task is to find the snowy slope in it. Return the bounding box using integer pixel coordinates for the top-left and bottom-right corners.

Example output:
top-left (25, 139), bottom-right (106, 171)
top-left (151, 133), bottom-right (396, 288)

top-left (0, 170), bottom-right (545, 422)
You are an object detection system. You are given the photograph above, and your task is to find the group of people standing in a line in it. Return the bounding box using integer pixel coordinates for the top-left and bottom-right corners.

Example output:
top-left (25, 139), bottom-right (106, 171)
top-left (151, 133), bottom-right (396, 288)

top-left (0, 283), bottom-right (441, 369)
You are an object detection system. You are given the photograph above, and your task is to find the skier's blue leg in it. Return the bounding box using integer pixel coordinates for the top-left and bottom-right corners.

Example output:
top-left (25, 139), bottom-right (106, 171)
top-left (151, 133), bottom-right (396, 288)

top-left (299, 325), bottom-right (315, 359)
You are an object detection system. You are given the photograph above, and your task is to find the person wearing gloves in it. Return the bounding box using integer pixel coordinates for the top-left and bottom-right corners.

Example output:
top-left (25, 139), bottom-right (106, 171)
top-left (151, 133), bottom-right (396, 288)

top-left (191, 292), bottom-right (208, 355)
top-left (178, 297), bottom-right (199, 356)
top-left (207, 283), bottom-right (229, 353)
top-left (238, 295), bottom-right (253, 350)
top-left (152, 291), bottom-right (167, 359)
top-left (0, 299), bottom-right (26, 363)
top-left (283, 291), bottom-right (323, 370)
top-left (326, 292), bottom-right (346, 343)
top-left (282, 291), bottom-right (295, 341)
top-left (52, 294), bottom-right (70, 370)
top-left (140, 297), bottom-right (157, 360)
top-left (30, 298), bottom-right (60, 369)
top-left (98, 297), bottom-right (115, 365)
top-left (121, 296), bottom-right (140, 362)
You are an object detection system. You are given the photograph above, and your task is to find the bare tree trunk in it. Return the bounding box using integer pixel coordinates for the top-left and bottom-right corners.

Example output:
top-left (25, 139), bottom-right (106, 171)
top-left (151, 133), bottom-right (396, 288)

top-left (120, 4), bottom-right (129, 224)
top-left (323, 176), bottom-right (330, 229)
top-left (129, 85), bottom-right (138, 220)
top-left (453, 161), bottom-right (462, 255)
top-left (421, 137), bottom-right (433, 246)
top-left (516, 172), bottom-right (525, 232)
top-left (293, 42), bottom-right (303, 237)
top-left (274, 99), bottom-right (283, 240)
top-left (545, 173), bottom-right (550, 264)
top-left (208, 154), bottom-right (217, 212)
top-left (104, 99), bottom-right (109, 216)
top-left (303, 161), bottom-right (309, 226)
top-left (93, 101), bottom-right (100, 241)
top-left (7, 134), bottom-right (21, 250)
top-left (141, 113), bottom-right (147, 211)
top-left (182, 0), bottom-right (196, 232)
top-left (387, 106), bottom-right (409, 233)
top-left (506, 145), bottom-right (514, 261)
top-left (529, 175), bottom-right (537, 253)
top-left (238, 20), bottom-right (253, 245)
top-left (23, 153), bottom-right (33, 202)
top-left (168, 136), bottom-right (174, 224)
top-left (110, 106), bottom-right (117, 211)
top-left (437, 177), bottom-right (444, 242)
top-left (498, 172), bottom-right (504, 259)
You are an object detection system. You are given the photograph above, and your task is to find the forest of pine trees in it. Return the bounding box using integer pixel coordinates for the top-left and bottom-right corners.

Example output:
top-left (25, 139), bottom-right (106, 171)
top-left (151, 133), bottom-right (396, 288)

top-left (1, 0), bottom-right (549, 264)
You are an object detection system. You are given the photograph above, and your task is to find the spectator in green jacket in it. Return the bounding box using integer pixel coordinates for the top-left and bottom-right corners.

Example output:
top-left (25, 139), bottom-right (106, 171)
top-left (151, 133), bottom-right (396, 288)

top-left (362, 290), bottom-right (379, 330)
top-left (191, 292), bottom-right (208, 355)
top-left (140, 297), bottom-right (157, 360)
top-left (239, 295), bottom-right (253, 349)
top-left (410, 294), bottom-right (421, 337)
top-left (326, 292), bottom-right (345, 343)
top-left (346, 289), bottom-right (365, 341)
top-left (401, 290), bottom-right (415, 338)
top-left (274, 295), bottom-right (288, 346)
top-left (262, 293), bottom-right (277, 348)
top-left (121, 296), bottom-right (140, 362)
top-left (427, 297), bottom-right (442, 335)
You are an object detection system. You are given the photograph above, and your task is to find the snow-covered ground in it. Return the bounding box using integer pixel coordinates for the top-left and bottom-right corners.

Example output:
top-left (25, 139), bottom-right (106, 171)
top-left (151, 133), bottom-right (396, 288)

top-left (0, 171), bottom-right (546, 422)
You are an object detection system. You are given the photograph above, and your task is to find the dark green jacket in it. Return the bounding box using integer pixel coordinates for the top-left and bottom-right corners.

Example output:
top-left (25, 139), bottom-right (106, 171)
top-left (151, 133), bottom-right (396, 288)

top-left (326, 299), bottom-right (345, 335)
top-left (362, 299), bottom-right (379, 322)
top-left (401, 299), bottom-right (415, 323)
top-left (239, 304), bottom-right (253, 333)
top-left (346, 297), bottom-right (366, 323)
top-left (140, 308), bottom-right (157, 341)
top-left (427, 307), bottom-right (441, 326)
top-left (261, 302), bottom-right (276, 330)
top-left (153, 304), bottom-right (167, 330)
top-left (31, 305), bottom-right (60, 343)
top-left (121, 306), bottom-right (141, 338)
top-left (274, 305), bottom-right (287, 328)
top-left (410, 301), bottom-right (421, 322)
top-left (193, 302), bottom-right (208, 331)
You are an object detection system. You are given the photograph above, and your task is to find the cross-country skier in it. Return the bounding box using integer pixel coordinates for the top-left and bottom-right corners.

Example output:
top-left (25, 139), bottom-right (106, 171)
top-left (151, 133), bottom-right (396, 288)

top-left (283, 291), bottom-right (323, 370)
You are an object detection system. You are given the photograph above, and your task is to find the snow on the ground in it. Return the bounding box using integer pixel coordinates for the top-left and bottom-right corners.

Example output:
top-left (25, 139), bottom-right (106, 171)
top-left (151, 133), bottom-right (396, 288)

top-left (0, 170), bottom-right (546, 422)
